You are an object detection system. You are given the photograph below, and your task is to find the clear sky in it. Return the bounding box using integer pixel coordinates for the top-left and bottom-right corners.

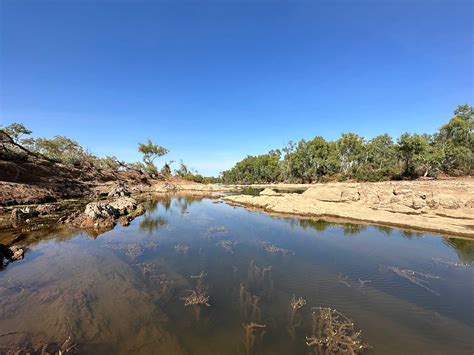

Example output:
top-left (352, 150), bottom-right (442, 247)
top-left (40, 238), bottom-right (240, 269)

top-left (1, 0), bottom-right (472, 176)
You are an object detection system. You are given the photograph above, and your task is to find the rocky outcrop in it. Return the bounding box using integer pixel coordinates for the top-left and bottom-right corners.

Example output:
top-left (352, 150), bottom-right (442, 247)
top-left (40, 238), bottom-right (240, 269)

top-left (107, 184), bottom-right (131, 198)
top-left (62, 197), bottom-right (145, 232)
top-left (224, 179), bottom-right (474, 237)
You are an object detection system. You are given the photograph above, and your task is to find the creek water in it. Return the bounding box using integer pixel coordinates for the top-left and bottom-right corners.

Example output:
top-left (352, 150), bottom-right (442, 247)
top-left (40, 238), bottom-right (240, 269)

top-left (0, 194), bottom-right (473, 354)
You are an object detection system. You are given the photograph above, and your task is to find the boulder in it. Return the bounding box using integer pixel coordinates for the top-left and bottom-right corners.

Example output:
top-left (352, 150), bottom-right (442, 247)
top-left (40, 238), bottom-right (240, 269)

top-left (65, 197), bottom-right (145, 232)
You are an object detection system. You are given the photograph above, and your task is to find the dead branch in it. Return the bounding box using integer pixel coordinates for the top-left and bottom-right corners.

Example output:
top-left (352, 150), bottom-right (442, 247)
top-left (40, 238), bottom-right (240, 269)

top-left (306, 307), bottom-right (370, 354)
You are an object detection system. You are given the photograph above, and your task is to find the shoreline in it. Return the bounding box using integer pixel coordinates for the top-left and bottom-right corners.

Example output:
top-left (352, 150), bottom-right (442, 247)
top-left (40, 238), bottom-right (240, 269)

top-left (220, 179), bottom-right (474, 238)
top-left (1, 178), bottom-right (473, 240)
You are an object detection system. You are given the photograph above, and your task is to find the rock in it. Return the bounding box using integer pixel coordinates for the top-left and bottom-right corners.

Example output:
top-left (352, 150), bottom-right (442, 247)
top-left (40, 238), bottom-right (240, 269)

top-left (11, 207), bottom-right (39, 223)
top-left (303, 186), bottom-right (343, 202)
top-left (259, 188), bottom-right (281, 196)
top-left (163, 183), bottom-right (178, 191)
top-left (84, 201), bottom-right (119, 220)
top-left (118, 216), bottom-right (131, 226)
top-left (340, 188), bottom-right (360, 202)
top-left (9, 246), bottom-right (25, 260)
top-left (426, 196), bottom-right (439, 209)
top-left (393, 188), bottom-right (413, 196)
top-left (465, 199), bottom-right (474, 208)
top-left (381, 203), bottom-right (422, 215)
top-left (35, 204), bottom-right (61, 215)
top-left (362, 191), bottom-right (380, 205)
top-left (66, 197), bottom-right (145, 232)
top-left (109, 197), bottom-right (139, 215)
top-left (107, 184), bottom-right (131, 198)
top-left (0, 244), bottom-right (25, 262)
top-left (411, 197), bottom-right (426, 210)
top-left (437, 194), bottom-right (461, 209)
top-left (426, 193), bottom-right (461, 210)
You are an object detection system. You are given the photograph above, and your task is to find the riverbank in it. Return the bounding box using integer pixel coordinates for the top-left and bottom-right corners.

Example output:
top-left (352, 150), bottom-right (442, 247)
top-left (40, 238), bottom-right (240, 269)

top-left (222, 179), bottom-right (474, 238)
top-left (2, 173), bottom-right (473, 239)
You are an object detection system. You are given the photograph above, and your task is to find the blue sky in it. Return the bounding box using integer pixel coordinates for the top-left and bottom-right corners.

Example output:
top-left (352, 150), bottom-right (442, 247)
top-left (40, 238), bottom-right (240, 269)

top-left (1, 0), bottom-right (472, 176)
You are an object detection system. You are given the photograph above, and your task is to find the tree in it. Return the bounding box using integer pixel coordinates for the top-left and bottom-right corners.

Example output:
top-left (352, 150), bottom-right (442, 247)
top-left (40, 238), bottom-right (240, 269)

top-left (221, 104), bottom-right (472, 183)
top-left (336, 133), bottom-right (365, 176)
top-left (360, 134), bottom-right (397, 180)
top-left (22, 135), bottom-right (85, 165)
top-left (436, 104), bottom-right (473, 174)
top-left (1, 122), bottom-right (32, 143)
top-left (221, 152), bottom-right (281, 184)
top-left (138, 139), bottom-right (169, 175)
top-left (396, 133), bottom-right (428, 177)
top-left (174, 160), bottom-right (189, 177)
top-left (96, 155), bottom-right (121, 170)
top-left (161, 162), bottom-right (172, 177)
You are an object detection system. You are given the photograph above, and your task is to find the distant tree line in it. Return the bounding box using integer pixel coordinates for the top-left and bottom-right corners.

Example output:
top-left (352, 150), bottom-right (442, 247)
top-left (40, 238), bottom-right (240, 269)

top-left (0, 123), bottom-right (217, 183)
top-left (220, 104), bottom-right (473, 184)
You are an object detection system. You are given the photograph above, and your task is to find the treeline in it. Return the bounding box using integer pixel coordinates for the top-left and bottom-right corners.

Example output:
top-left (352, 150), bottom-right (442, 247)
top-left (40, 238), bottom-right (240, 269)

top-left (0, 123), bottom-right (217, 183)
top-left (221, 104), bottom-right (473, 184)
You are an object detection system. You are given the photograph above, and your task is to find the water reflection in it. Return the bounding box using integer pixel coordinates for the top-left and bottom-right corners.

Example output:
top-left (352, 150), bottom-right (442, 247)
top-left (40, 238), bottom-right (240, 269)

top-left (0, 195), bottom-right (473, 354)
top-left (443, 238), bottom-right (474, 264)
top-left (139, 216), bottom-right (168, 234)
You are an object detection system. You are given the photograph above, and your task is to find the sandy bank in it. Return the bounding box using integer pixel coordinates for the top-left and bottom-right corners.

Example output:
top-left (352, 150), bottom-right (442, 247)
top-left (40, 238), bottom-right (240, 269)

top-left (223, 179), bottom-right (474, 238)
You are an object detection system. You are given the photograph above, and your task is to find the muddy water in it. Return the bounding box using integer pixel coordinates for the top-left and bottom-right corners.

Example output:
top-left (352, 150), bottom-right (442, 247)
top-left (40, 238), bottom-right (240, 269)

top-left (0, 195), bottom-right (473, 354)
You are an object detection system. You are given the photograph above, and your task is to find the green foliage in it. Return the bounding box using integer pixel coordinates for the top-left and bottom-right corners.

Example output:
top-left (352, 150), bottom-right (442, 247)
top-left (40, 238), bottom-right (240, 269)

top-left (22, 135), bottom-right (86, 165)
top-left (436, 104), bottom-right (473, 174)
top-left (221, 151), bottom-right (281, 183)
top-left (95, 155), bottom-right (122, 170)
top-left (138, 138), bottom-right (168, 175)
top-left (1, 122), bottom-right (32, 143)
top-left (181, 173), bottom-right (221, 184)
top-left (336, 133), bottom-right (365, 176)
top-left (173, 160), bottom-right (221, 183)
top-left (396, 133), bottom-right (429, 177)
top-left (161, 162), bottom-right (172, 177)
top-left (174, 160), bottom-right (190, 177)
top-left (128, 161), bottom-right (147, 172)
top-left (221, 104), bottom-right (473, 183)
top-left (356, 134), bottom-right (396, 181)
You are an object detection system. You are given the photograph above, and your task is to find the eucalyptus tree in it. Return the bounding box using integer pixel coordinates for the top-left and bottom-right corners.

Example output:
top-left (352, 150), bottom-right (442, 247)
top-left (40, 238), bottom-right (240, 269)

top-left (138, 139), bottom-right (169, 175)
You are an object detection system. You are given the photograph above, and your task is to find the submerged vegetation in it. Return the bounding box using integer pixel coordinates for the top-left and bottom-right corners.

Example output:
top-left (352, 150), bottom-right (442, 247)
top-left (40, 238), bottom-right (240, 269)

top-left (221, 104), bottom-right (473, 183)
top-left (306, 307), bottom-right (370, 354)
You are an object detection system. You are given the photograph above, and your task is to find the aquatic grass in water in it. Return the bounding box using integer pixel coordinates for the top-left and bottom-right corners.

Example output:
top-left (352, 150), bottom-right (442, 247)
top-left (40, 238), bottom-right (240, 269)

top-left (0, 195), bottom-right (473, 354)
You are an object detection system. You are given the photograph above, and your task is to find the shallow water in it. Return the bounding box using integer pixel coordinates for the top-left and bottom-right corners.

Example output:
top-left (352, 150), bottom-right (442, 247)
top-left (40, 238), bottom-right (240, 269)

top-left (1, 195), bottom-right (473, 354)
